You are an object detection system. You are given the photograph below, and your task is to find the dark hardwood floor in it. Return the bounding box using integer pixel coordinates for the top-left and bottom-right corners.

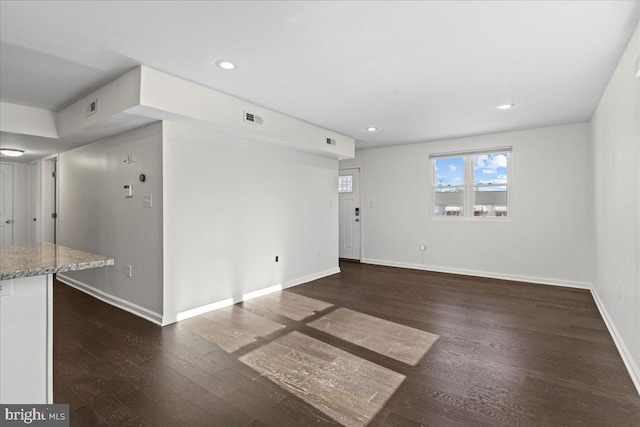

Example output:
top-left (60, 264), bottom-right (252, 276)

top-left (53, 262), bottom-right (640, 426)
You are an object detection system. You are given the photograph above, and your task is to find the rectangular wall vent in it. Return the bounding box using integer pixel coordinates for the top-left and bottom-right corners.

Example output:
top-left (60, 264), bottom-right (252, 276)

top-left (244, 111), bottom-right (264, 125)
top-left (326, 138), bottom-right (336, 146)
top-left (86, 99), bottom-right (98, 117)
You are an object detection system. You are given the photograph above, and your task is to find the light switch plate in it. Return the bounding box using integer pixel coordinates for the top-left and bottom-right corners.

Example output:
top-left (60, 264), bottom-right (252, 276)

top-left (143, 195), bottom-right (152, 207)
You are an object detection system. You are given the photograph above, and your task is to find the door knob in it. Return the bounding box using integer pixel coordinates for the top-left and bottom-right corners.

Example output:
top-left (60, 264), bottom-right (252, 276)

top-left (5, 219), bottom-right (13, 224)
top-left (355, 218), bottom-right (360, 222)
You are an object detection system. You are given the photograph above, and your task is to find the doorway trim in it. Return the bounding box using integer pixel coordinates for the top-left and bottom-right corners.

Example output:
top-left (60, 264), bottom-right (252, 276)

top-left (38, 155), bottom-right (58, 244)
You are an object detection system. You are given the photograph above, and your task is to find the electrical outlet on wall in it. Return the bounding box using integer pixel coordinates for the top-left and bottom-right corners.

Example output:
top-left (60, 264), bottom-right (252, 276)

top-left (420, 242), bottom-right (426, 251)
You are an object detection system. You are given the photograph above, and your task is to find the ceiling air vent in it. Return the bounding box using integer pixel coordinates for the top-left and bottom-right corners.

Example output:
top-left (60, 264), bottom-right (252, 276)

top-left (244, 111), bottom-right (264, 125)
top-left (326, 138), bottom-right (336, 146)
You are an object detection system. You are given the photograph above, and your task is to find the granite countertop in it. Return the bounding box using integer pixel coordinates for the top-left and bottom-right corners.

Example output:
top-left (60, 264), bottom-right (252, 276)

top-left (0, 242), bottom-right (114, 280)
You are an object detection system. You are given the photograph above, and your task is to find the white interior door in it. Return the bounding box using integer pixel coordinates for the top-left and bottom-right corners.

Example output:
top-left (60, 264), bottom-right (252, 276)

top-left (339, 168), bottom-right (361, 260)
top-left (0, 163), bottom-right (14, 245)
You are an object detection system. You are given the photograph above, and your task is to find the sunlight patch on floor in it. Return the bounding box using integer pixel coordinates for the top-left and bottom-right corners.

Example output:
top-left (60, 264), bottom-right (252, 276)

top-left (243, 291), bottom-right (334, 321)
top-left (308, 308), bottom-right (439, 365)
top-left (240, 331), bottom-right (405, 427)
top-left (182, 305), bottom-right (285, 353)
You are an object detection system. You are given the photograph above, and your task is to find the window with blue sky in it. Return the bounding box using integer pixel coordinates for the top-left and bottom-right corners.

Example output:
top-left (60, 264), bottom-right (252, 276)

top-left (434, 157), bottom-right (464, 187)
top-left (473, 153), bottom-right (508, 185)
top-left (433, 150), bottom-right (510, 217)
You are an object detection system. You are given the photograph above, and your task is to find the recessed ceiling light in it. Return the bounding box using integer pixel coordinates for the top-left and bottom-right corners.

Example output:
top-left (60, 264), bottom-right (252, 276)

top-left (496, 103), bottom-right (515, 110)
top-left (0, 148), bottom-right (25, 157)
top-left (215, 59), bottom-right (236, 70)
top-left (366, 127), bottom-right (378, 132)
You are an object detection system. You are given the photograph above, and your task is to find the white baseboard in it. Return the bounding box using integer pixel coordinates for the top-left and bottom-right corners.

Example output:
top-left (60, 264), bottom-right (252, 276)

top-left (590, 287), bottom-right (640, 396)
top-left (361, 258), bottom-right (592, 289)
top-left (56, 274), bottom-right (163, 325)
top-left (166, 267), bottom-right (341, 325)
top-left (283, 267), bottom-right (341, 289)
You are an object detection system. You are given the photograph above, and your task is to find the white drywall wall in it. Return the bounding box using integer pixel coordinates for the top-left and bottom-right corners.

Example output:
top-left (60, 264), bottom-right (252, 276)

top-left (340, 123), bottom-right (593, 288)
top-left (57, 123), bottom-right (163, 321)
top-left (590, 22), bottom-right (640, 391)
top-left (162, 122), bottom-right (339, 324)
top-left (0, 102), bottom-right (58, 138)
top-left (137, 66), bottom-right (354, 160)
top-left (57, 67), bottom-right (141, 137)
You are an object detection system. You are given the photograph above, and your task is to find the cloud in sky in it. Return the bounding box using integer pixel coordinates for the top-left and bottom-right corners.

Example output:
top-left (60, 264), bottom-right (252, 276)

top-left (474, 153), bottom-right (508, 184)
top-left (475, 155), bottom-right (488, 169)
top-left (475, 153), bottom-right (507, 172)
top-left (490, 175), bottom-right (508, 184)
top-left (434, 157), bottom-right (464, 186)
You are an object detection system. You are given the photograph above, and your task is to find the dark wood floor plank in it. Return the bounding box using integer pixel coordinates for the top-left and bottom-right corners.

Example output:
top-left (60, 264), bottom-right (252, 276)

top-left (118, 389), bottom-right (186, 427)
top-left (68, 405), bottom-right (110, 427)
top-left (223, 387), bottom-right (300, 426)
top-left (71, 383), bottom-right (147, 427)
top-left (275, 395), bottom-right (344, 427)
top-left (52, 261), bottom-right (640, 427)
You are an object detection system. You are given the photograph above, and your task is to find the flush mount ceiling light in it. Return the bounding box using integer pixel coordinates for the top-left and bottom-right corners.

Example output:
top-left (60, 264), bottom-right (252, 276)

top-left (366, 127), bottom-right (378, 132)
top-left (496, 103), bottom-right (515, 110)
top-left (215, 59), bottom-right (236, 70)
top-left (0, 148), bottom-right (25, 157)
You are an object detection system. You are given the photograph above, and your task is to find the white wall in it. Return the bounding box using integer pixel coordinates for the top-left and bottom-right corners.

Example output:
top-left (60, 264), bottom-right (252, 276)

top-left (57, 123), bottom-right (163, 323)
top-left (590, 23), bottom-right (640, 390)
top-left (340, 123), bottom-right (593, 288)
top-left (137, 66), bottom-right (354, 160)
top-left (0, 102), bottom-right (58, 138)
top-left (162, 122), bottom-right (339, 323)
top-left (57, 68), bottom-right (141, 137)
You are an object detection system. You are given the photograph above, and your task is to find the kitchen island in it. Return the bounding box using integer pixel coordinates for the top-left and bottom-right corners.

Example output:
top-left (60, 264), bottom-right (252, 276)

top-left (0, 242), bottom-right (114, 404)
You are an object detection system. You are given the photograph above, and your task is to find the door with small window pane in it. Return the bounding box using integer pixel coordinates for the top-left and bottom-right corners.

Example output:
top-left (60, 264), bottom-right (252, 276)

top-left (339, 168), bottom-right (360, 260)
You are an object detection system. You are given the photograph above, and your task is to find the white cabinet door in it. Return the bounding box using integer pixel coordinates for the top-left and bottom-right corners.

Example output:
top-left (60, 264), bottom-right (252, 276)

top-left (0, 275), bottom-right (53, 404)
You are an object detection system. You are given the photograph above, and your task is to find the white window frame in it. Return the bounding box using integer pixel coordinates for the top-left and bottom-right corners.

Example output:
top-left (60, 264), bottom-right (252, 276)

top-left (431, 147), bottom-right (512, 220)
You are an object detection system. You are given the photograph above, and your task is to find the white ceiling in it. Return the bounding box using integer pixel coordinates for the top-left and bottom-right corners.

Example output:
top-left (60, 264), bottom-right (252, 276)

top-left (1, 1), bottom-right (639, 157)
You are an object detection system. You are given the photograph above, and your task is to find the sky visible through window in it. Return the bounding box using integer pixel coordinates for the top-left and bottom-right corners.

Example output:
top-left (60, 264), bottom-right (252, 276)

top-left (434, 157), bottom-right (464, 186)
top-left (474, 153), bottom-right (508, 185)
top-left (435, 153), bottom-right (507, 186)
